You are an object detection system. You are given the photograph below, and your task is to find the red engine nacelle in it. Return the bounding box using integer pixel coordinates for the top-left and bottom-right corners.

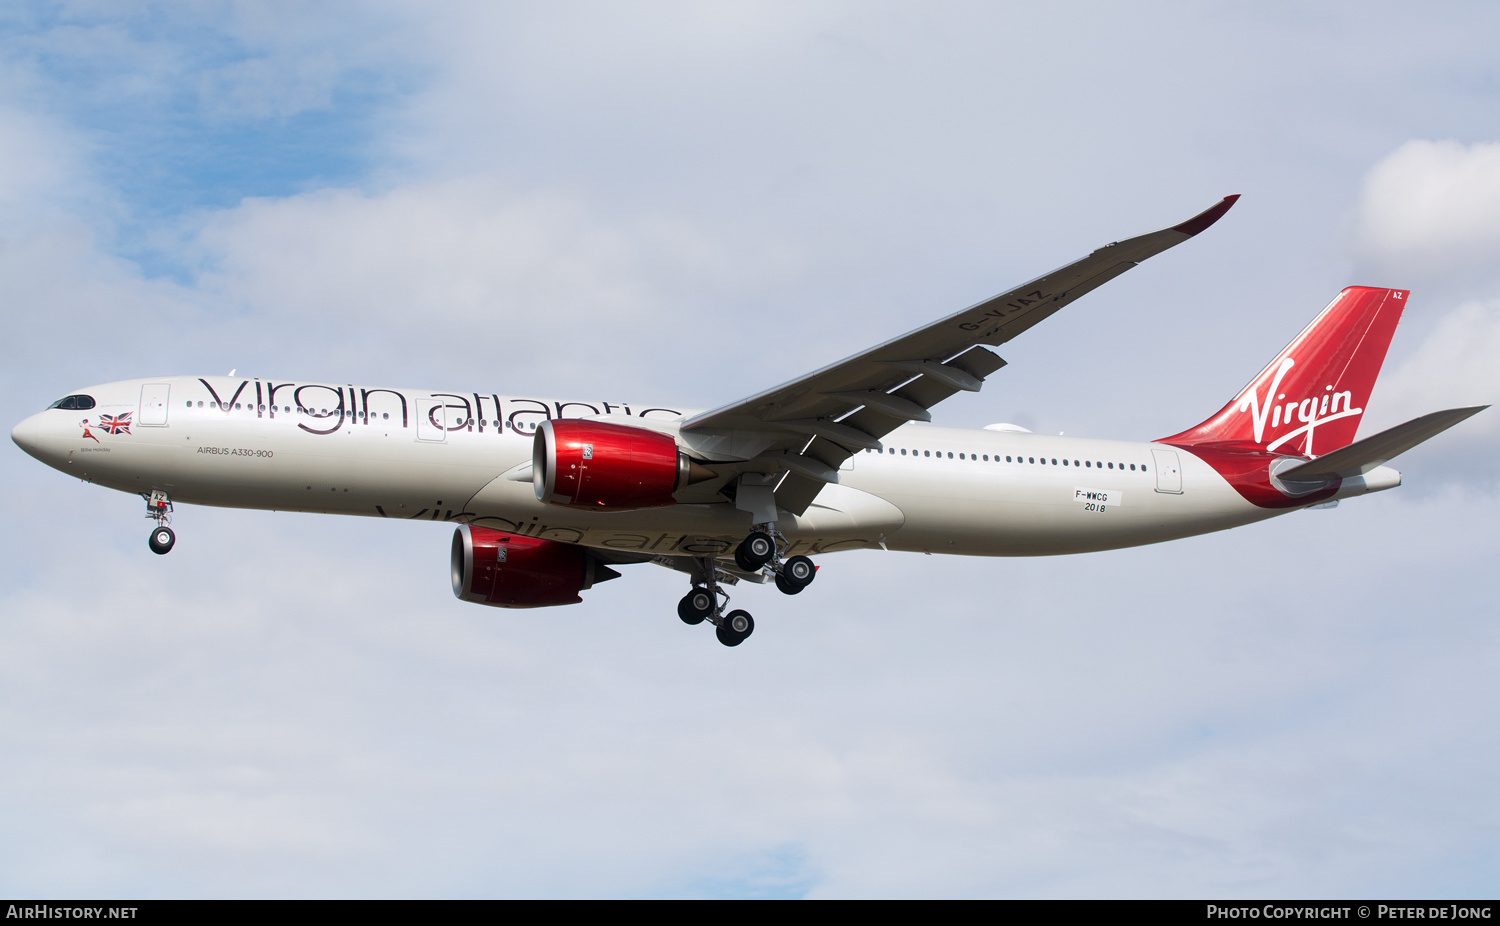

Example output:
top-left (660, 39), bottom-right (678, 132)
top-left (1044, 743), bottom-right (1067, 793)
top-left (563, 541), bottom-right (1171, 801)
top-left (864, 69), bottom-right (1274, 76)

top-left (451, 525), bottom-right (619, 609)
top-left (532, 419), bottom-right (701, 511)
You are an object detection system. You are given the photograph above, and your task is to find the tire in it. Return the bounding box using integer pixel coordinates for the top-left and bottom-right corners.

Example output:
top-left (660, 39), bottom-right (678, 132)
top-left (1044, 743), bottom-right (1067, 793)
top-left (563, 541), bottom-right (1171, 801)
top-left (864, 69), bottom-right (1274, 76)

top-left (775, 573), bottom-right (804, 595)
top-left (148, 526), bottom-right (175, 555)
top-left (734, 532), bottom-right (775, 571)
top-left (677, 587), bottom-right (714, 625)
top-left (716, 610), bottom-right (754, 647)
top-left (782, 555), bottom-right (815, 587)
top-left (725, 609), bottom-right (754, 637)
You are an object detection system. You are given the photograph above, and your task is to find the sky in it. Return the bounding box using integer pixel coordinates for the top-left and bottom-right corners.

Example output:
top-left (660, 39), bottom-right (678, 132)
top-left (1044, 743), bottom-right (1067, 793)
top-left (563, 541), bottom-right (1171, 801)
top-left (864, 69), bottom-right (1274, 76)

top-left (2, 1), bottom-right (1498, 898)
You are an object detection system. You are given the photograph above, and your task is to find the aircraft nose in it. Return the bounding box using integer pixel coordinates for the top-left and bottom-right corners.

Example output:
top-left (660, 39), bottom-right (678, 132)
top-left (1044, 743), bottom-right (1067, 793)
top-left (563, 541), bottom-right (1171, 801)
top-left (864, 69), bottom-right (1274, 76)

top-left (11, 414), bottom-right (42, 459)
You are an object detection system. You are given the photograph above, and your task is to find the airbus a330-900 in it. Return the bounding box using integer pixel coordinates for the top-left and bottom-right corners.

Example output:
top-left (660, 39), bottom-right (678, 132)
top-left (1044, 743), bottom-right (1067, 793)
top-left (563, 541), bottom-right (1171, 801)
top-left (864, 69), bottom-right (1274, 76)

top-left (11, 196), bottom-right (1485, 646)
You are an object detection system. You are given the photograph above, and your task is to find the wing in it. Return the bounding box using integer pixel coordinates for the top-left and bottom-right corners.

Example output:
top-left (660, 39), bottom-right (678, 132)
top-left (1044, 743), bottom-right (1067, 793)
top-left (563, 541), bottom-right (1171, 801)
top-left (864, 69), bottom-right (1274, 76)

top-left (680, 195), bottom-right (1240, 515)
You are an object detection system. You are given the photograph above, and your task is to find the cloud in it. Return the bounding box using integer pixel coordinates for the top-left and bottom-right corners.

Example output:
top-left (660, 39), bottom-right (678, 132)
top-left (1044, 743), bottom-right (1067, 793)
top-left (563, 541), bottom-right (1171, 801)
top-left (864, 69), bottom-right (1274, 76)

top-left (1376, 300), bottom-right (1500, 427)
top-left (1361, 299), bottom-right (1500, 489)
top-left (3, 492), bottom-right (1497, 897)
top-left (0, 104), bottom-right (94, 218)
top-left (6, 3), bottom-right (1500, 901)
top-left (1347, 140), bottom-right (1500, 488)
top-left (185, 175), bottom-right (801, 393)
top-left (1355, 139), bottom-right (1500, 277)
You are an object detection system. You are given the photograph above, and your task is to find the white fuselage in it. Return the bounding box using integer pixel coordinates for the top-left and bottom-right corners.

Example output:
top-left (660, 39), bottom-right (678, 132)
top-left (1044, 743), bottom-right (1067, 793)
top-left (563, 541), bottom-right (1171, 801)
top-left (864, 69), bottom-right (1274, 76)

top-left (11, 375), bottom-right (1401, 560)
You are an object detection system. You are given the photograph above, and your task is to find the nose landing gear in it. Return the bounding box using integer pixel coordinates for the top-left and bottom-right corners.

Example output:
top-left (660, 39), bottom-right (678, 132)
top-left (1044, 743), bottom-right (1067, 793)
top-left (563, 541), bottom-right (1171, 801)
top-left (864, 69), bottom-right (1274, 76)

top-left (144, 490), bottom-right (175, 555)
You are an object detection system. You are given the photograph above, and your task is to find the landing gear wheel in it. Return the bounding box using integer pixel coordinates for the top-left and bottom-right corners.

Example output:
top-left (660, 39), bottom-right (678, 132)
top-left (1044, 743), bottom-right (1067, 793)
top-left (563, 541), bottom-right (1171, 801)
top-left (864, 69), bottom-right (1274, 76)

top-left (716, 609), bottom-right (754, 646)
top-left (148, 526), bottom-right (176, 555)
top-left (677, 587), bottom-right (714, 625)
top-left (734, 531), bottom-right (776, 572)
top-left (775, 555), bottom-right (814, 595)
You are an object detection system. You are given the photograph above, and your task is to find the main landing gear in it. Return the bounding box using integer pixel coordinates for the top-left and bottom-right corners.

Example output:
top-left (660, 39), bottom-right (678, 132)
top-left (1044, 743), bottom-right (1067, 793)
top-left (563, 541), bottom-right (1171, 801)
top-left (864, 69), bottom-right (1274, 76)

top-left (735, 525), bottom-right (816, 596)
top-left (144, 489), bottom-right (175, 555)
top-left (677, 560), bottom-right (757, 647)
top-left (677, 528), bottom-right (819, 647)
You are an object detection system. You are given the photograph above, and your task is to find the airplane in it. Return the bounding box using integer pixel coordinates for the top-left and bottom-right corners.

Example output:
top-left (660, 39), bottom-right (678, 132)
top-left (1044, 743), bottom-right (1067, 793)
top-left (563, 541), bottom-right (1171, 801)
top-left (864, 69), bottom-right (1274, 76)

top-left (10, 195), bottom-right (1487, 647)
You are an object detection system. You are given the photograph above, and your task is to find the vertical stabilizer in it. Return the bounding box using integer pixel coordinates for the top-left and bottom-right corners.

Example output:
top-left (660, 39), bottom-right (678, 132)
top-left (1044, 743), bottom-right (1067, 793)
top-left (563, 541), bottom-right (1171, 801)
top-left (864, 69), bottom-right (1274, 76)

top-left (1160, 287), bottom-right (1407, 456)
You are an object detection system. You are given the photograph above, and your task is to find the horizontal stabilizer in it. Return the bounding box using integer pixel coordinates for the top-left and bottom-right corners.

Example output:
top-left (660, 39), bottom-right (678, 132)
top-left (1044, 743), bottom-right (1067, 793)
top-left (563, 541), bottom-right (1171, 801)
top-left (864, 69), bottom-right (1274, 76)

top-left (1276, 406), bottom-right (1488, 483)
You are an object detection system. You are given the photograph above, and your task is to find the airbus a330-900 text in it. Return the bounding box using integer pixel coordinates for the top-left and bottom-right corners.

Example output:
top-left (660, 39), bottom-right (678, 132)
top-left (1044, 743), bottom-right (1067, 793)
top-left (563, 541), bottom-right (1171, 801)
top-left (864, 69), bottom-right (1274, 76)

top-left (12, 196), bottom-right (1485, 647)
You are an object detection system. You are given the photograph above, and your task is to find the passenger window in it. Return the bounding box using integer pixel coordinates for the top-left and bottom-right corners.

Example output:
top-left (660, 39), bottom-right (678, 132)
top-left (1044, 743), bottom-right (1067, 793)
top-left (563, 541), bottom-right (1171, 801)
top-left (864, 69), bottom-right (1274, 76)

top-left (1028, 457), bottom-right (1034, 463)
top-left (924, 450), bottom-right (930, 457)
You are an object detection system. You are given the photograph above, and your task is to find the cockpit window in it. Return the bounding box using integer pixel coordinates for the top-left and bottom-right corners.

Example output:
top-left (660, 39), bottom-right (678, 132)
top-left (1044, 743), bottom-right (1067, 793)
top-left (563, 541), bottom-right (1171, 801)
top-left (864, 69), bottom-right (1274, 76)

top-left (47, 395), bottom-right (96, 410)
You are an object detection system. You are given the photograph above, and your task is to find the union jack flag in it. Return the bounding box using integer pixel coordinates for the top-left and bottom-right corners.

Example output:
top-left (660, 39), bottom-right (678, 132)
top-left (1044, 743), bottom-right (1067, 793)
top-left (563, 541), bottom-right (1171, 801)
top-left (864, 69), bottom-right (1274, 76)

top-left (99, 413), bottom-right (131, 435)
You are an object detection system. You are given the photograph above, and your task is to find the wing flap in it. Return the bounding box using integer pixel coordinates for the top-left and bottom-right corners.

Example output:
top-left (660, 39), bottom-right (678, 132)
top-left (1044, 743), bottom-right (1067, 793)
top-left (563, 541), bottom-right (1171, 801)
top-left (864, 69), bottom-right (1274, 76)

top-left (772, 472), bottom-right (828, 517)
top-left (893, 375), bottom-right (963, 415)
top-left (949, 345), bottom-right (1008, 380)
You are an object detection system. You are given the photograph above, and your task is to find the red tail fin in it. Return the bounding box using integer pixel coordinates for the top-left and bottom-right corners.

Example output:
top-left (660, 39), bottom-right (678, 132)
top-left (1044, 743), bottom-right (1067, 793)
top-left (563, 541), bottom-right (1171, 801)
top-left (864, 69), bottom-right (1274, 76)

top-left (1160, 287), bottom-right (1407, 456)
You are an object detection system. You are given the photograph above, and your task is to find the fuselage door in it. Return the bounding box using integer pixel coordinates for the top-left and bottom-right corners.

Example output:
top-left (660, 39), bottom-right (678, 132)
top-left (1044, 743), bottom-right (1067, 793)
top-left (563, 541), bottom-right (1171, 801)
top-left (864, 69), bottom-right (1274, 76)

top-left (139, 383), bottom-right (170, 426)
top-left (1151, 448), bottom-right (1182, 494)
top-left (416, 398), bottom-right (447, 442)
